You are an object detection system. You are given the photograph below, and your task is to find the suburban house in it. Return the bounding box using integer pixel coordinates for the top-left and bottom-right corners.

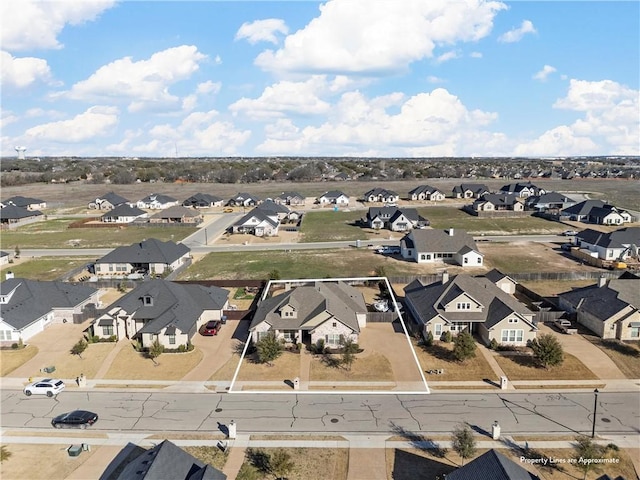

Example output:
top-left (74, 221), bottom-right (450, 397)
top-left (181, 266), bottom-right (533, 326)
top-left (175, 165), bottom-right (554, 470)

top-left (227, 192), bottom-right (260, 207)
top-left (182, 193), bottom-right (224, 208)
top-left (408, 185), bottom-right (445, 201)
top-left (560, 199), bottom-right (608, 222)
top-left (471, 194), bottom-right (525, 213)
top-left (114, 440), bottom-right (227, 480)
top-left (100, 204), bottom-right (148, 223)
top-left (256, 199), bottom-right (291, 220)
top-left (0, 205), bottom-right (43, 229)
top-left (94, 238), bottom-right (191, 278)
top-left (316, 190), bottom-right (350, 205)
top-left (525, 192), bottom-right (576, 214)
top-left (446, 449), bottom-right (540, 480)
top-left (92, 279), bottom-right (229, 348)
top-left (273, 191), bottom-right (306, 206)
top-left (400, 228), bottom-right (483, 267)
top-left (498, 181), bottom-right (546, 198)
top-left (0, 251), bottom-right (9, 266)
top-left (0, 277), bottom-right (99, 345)
top-left (558, 275), bottom-right (639, 340)
top-left (231, 208), bottom-right (280, 237)
top-left (452, 183), bottom-right (490, 199)
top-left (362, 187), bottom-right (399, 203)
top-left (249, 280), bottom-right (367, 347)
top-left (573, 227), bottom-right (640, 262)
top-left (149, 205), bottom-right (203, 224)
top-left (403, 271), bottom-right (537, 346)
top-left (136, 193), bottom-right (179, 210)
top-left (587, 205), bottom-right (633, 225)
top-left (364, 207), bottom-right (429, 231)
top-left (88, 192), bottom-right (130, 210)
top-left (1, 195), bottom-right (47, 210)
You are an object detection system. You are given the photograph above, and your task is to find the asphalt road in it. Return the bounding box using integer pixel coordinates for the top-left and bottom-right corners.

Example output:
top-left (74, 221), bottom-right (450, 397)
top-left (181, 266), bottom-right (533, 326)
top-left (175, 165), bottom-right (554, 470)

top-left (1, 390), bottom-right (637, 438)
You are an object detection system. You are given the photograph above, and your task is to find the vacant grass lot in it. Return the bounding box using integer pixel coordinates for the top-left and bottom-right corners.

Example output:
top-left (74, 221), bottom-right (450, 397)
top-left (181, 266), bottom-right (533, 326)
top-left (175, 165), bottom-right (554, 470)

top-left (0, 257), bottom-right (94, 280)
top-left (411, 340), bottom-right (496, 382)
top-left (494, 352), bottom-right (597, 381)
top-left (298, 208), bottom-right (566, 243)
top-left (309, 352), bottom-right (394, 383)
top-left (238, 447), bottom-right (349, 480)
top-left (0, 218), bottom-right (196, 249)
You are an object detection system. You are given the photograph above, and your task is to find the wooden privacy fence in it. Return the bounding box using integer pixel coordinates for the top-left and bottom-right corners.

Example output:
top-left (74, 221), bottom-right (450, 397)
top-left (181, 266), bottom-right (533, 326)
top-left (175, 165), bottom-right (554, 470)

top-left (366, 312), bottom-right (398, 323)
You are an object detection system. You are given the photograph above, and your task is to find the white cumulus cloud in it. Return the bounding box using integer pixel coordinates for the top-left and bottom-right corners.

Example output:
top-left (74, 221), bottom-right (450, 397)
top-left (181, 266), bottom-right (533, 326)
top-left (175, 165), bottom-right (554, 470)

top-left (498, 19), bottom-right (536, 43)
top-left (235, 18), bottom-right (289, 44)
top-left (1, 0), bottom-right (116, 52)
top-left (533, 65), bottom-right (556, 82)
top-left (63, 45), bottom-right (207, 113)
top-left (255, 0), bottom-right (506, 75)
top-left (24, 106), bottom-right (119, 142)
top-left (0, 51), bottom-right (52, 88)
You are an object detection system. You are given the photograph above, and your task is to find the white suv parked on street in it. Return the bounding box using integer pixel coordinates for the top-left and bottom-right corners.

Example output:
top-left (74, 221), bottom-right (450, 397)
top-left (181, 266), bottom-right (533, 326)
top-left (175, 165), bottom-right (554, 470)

top-left (23, 378), bottom-right (65, 397)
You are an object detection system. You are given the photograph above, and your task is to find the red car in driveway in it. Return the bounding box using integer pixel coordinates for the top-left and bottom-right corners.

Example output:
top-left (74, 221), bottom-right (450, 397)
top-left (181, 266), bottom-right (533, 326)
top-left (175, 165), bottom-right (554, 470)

top-left (201, 320), bottom-right (222, 336)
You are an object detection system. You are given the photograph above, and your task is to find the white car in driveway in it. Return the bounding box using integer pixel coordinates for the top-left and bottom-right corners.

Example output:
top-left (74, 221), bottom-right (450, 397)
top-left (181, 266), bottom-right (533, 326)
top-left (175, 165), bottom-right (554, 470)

top-left (23, 378), bottom-right (65, 397)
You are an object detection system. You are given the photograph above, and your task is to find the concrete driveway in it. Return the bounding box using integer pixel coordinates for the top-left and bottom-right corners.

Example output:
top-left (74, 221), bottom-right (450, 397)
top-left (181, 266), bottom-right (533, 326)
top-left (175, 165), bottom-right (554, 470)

top-left (179, 319), bottom-right (250, 382)
top-left (538, 323), bottom-right (626, 379)
top-left (7, 322), bottom-right (90, 379)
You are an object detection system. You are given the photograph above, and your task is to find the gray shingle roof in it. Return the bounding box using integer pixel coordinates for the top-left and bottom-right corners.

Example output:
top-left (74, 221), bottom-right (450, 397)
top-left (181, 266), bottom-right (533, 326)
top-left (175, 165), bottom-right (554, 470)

top-left (233, 208), bottom-right (280, 228)
top-left (150, 205), bottom-right (202, 219)
top-left (109, 279), bottom-right (228, 335)
top-left (320, 190), bottom-right (348, 199)
top-left (446, 449), bottom-right (540, 480)
top-left (561, 199), bottom-right (607, 216)
top-left (116, 439), bottom-right (227, 480)
top-left (401, 229), bottom-right (477, 254)
top-left (0, 205), bottom-right (43, 220)
top-left (576, 227), bottom-right (640, 249)
top-left (2, 195), bottom-right (45, 207)
top-left (97, 192), bottom-right (129, 205)
top-left (256, 199), bottom-right (290, 215)
top-left (559, 277), bottom-right (639, 320)
top-left (96, 239), bottom-right (190, 265)
top-left (408, 185), bottom-right (441, 195)
top-left (138, 193), bottom-right (178, 204)
top-left (0, 278), bottom-right (97, 330)
top-left (250, 281), bottom-right (366, 333)
top-left (182, 193), bottom-right (223, 206)
top-left (101, 204), bottom-right (146, 219)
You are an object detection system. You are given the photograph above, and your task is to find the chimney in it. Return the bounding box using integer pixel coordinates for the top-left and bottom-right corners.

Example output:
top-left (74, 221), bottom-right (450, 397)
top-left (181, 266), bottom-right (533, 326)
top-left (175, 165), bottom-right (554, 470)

top-left (598, 275), bottom-right (606, 288)
top-left (448, 228), bottom-right (455, 236)
top-left (442, 271), bottom-right (449, 284)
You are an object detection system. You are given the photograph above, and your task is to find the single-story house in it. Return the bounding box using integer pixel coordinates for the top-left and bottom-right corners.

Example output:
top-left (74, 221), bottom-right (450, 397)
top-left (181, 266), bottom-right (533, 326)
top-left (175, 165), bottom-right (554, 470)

top-left (362, 187), bottom-right (399, 203)
top-left (400, 228), bottom-right (483, 267)
top-left (182, 193), bottom-right (224, 208)
top-left (1, 195), bottom-right (47, 210)
top-left (274, 191), bottom-right (306, 206)
top-left (364, 207), bottom-right (429, 231)
top-left (256, 199), bottom-right (290, 220)
top-left (149, 205), bottom-right (203, 224)
top-left (403, 271), bottom-right (537, 346)
top-left (471, 194), bottom-right (525, 213)
top-left (498, 182), bottom-right (546, 198)
top-left (88, 192), bottom-right (130, 210)
top-left (114, 440), bottom-right (227, 480)
top-left (408, 185), bottom-right (445, 201)
top-left (92, 279), bottom-right (229, 348)
top-left (227, 192), bottom-right (260, 207)
top-left (249, 280), bottom-right (367, 347)
top-left (231, 208), bottom-right (280, 237)
top-left (0, 205), bottom-right (43, 229)
top-left (316, 190), bottom-right (350, 205)
top-left (446, 449), bottom-right (540, 480)
top-left (574, 227), bottom-right (640, 262)
top-left (561, 199), bottom-right (608, 222)
top-left (136, 193), bottom-right (179, 210)
top-left (525, 192), bottom-right (576, 214)
top-left (0, 278), bottom-right (99, 345)
top-left (101, 204), bottom-right (148, 223)
top-left (587, 206), bottom-right (633, 225)
top-left (94, 238), bottom-right (191, 277)
top-left (452, 183), bottom-right (490, 199)
top-left (558, 275), bottom-right (640, 340)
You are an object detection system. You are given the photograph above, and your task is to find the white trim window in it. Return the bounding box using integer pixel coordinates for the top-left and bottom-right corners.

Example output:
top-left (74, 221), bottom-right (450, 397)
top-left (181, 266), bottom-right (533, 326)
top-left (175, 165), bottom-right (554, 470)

top-left (501, 329), bottom-right (523, 343)
top-left (434, 323), bottom-right (443, 336)
top-left (326, 334), bottom-right (341, 346)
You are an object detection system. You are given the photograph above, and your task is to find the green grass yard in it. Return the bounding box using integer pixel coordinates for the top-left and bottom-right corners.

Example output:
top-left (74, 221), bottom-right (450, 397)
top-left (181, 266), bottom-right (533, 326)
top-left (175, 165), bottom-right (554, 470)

top-left (0, 257), bottom-right (94, 280)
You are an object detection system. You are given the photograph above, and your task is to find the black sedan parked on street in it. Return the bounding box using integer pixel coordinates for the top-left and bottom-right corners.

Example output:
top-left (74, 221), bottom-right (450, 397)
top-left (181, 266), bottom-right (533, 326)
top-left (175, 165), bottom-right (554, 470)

top-left (51, 410), bottom-right (98, 429)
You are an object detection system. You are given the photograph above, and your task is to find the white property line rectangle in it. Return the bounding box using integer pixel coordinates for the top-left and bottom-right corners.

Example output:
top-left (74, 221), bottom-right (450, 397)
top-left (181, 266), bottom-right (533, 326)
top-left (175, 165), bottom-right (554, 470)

top-left (228, 276), bottom-right (430, 395)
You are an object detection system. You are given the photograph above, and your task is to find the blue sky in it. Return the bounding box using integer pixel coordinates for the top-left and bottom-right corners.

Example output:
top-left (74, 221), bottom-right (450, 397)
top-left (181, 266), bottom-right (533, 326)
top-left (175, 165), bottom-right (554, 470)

top-left (1, 0), bottom-right (638, 158)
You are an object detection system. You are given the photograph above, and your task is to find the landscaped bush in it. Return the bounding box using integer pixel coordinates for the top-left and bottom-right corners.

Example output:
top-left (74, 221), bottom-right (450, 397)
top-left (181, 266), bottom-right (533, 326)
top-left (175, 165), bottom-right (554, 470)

top-left (489, 338), bottom-right (499, 350)
top-left (108, 335), bottom-right (117, 342)
top-left (425, 331), bottom-right (434, 347)
top-left (311, 338), bottom-right (326, 354)
top-left (442, 331), bottom-right (452, 343)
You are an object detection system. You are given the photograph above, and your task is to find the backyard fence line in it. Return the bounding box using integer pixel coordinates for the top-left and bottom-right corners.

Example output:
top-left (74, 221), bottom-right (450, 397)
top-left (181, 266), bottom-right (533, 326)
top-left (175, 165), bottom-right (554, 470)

top-left (388, 270), bottom-right (621, 286)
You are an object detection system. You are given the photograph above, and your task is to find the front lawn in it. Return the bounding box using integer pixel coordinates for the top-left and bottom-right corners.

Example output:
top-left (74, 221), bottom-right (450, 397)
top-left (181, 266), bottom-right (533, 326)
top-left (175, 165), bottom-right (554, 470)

top-left (0, 257), bottom-right (94, 281)
top-left (585, 337), bottom-right (640, 379)
top-left (411, 340), bottom-right (496, 382)
top-left (493, 352), bottom-right (598, 381)
top-left (0, 345), bottom-right (38, 376)
top-left (104, 342), bottom-right (203, 380)
top-left (309, 351), bottom-right (394, 383)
